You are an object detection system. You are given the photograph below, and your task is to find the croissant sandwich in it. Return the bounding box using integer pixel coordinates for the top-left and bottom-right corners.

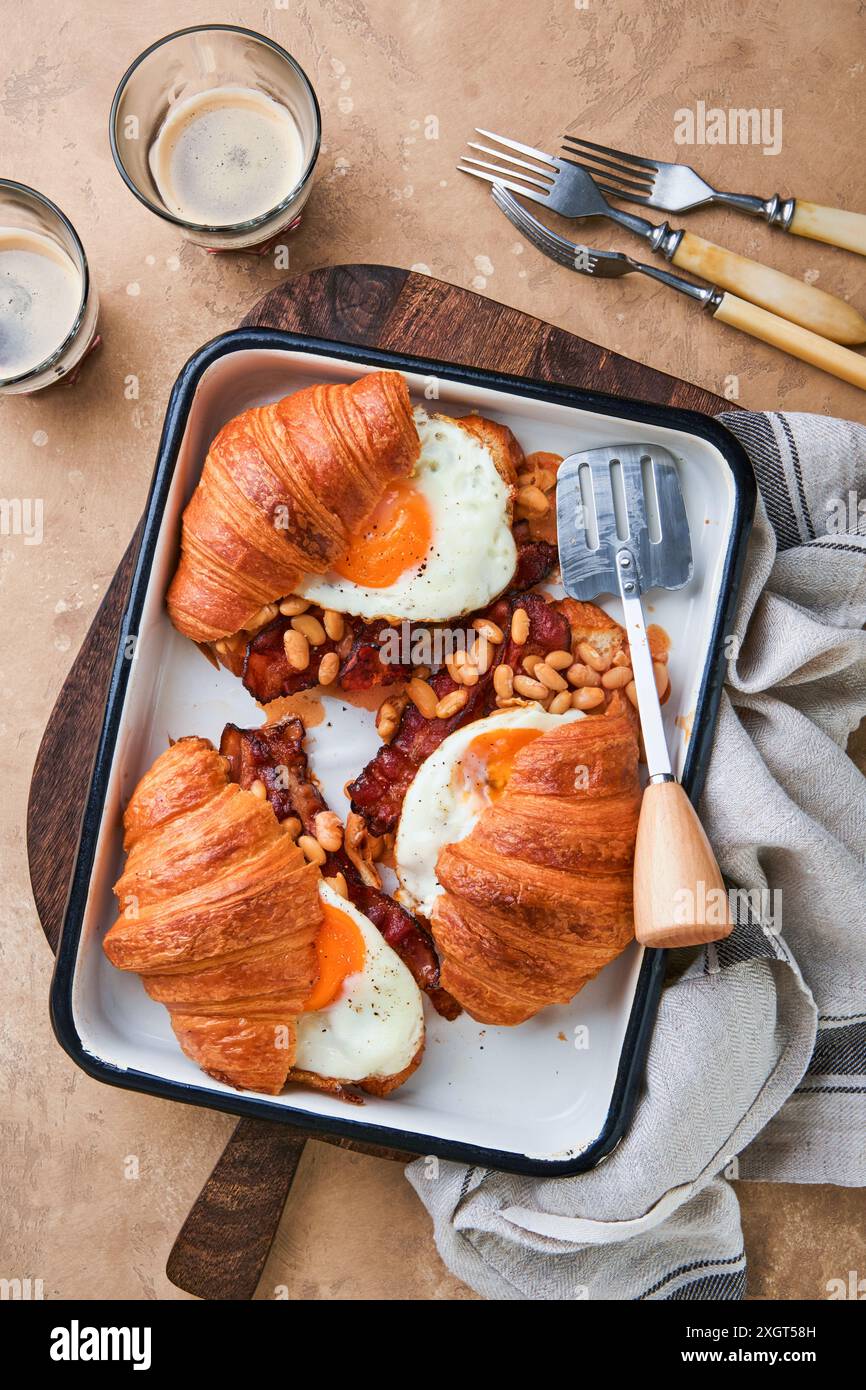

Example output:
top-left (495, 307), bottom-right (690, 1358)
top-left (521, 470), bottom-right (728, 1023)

top-left (394, 709), bottom-right (642, 1026)
top-left (166, 369), bottom-right (530, 680)
top-left (104, 736), bottom-right (425, 1097)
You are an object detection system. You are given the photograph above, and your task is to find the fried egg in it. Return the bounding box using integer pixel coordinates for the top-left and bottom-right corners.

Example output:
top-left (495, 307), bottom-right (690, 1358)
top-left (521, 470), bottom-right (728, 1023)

top-left (294, 407), bottom-right (517, 622)
top-left (296, 880), bottom-right (425, 1083)
top-left (396, 706), bottom-right (585, 919)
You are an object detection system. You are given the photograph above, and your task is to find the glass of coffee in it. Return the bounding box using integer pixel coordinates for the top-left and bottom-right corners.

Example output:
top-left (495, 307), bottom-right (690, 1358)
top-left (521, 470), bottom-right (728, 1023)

top-left (0, 180), bottom-right (99, 395)
top-left (110, 25), bottom-right (322, 251)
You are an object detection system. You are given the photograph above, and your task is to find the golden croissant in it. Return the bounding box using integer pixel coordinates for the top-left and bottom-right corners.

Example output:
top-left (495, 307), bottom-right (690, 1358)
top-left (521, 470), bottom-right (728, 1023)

top-left (167, 370), bottom-right (420, 643)
top-left (104, 735), bottom-right (426, 1098)
top-left (104, 736), bottom-right (322, 1094)
top-left (432, 713), bottom-right (641, 1025)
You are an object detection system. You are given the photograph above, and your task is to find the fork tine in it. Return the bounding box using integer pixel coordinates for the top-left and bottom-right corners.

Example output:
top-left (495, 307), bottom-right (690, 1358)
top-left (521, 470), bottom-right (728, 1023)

top-left (461, 154), bottom-right (553, 191)
top-left (559, 150), bottom-right (654, 192)
top-left (559, 156), bottom-right (652, 196)
top-left (493, 190), bottom-right (568, 251)
top-left (457, 164), bottom-right (550, 205)
top-left (475, 127), bottom-right (557, 167)
top-left (559, 159), bottom-right (654, 205)
top-left (490, 188), bottom-right (582, 271)
top-left (468, 140), bottom-right (555, 179)
top-left (561, 133), bottom-right (658, 173)
top-left (590, 181), bottom-right (653, 207)
top-left (490, 187), bottom-right (605, 274)
top-left (494, 197), bottom-right (561, 253)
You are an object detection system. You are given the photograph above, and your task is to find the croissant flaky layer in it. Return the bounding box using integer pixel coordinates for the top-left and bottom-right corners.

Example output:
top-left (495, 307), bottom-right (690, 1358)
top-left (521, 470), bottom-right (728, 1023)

top-left (166, 370), bottom-right (420, 643)
top-left (432, 714), bottom-right (642, 1025)
top-left (105, 736), bottom-right (323, 1094)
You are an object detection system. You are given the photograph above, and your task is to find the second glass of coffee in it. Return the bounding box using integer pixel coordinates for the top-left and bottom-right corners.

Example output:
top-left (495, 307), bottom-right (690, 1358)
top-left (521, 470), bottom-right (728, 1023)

top-left (110, 25), bottom-right (321, 251)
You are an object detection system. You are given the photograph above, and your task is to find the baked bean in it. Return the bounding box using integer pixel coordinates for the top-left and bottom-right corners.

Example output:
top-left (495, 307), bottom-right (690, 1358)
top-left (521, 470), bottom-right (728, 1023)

top-left (545, 649), bottom-right (574, 670)
top-left (549, 690), bottom-right (574, 715)
top-left (535, 662), bottom-right (568, 692)
top-left (283, 629), bottom-right (310, 670)
top-left (292, 613), bottom-right (326, 646)
top-left (318, 651), bottom-right (340, 685)
top-left (566, 662), bottom-right (602, 688)
top-left (513, 674), bottom-right (548, 701)
top-left (473, 618), bottom-right (504, 644)
top-left (602, 665), bottom-right (633, 690)
top-left (314, 810), bottom-right (343, 852)
top-left (577, 641), bottom-right (611, 673)
top-left (376, 699), bottom-right (400, 742)
top-left (407, 677), bottom-right (438, 719)
top-left (298, 834), bottom-right (326, 866)
top-left (323, 609), bottom-right (344, 641)
top-left (278, 596), bottom-right (309, 617)
top-left (246, 602), bottom-right (279, 632)
top-left (493, 663), bottom-right (514, 699)
top-left (573, 686), bottom-right (606, 710)
top-left (511, 608), bottom-right (530, 645)
top-left (436, 688), bottom-right (469, 719)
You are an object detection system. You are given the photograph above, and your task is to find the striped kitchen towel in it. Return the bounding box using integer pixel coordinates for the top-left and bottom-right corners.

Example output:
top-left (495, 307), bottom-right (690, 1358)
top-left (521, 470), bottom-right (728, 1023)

top-left (406, 411), bottom-right (866, 1300)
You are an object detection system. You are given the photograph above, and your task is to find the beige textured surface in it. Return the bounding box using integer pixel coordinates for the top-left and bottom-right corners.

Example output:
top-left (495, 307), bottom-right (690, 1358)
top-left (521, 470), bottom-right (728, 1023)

top-left (1, 0), bottom-right (864, 1301)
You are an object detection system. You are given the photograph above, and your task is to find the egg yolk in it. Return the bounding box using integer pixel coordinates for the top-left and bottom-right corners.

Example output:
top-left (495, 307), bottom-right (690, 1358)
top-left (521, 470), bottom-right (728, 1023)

top-left (303, 901), bottom-right (367, 1012)
top-left (459, 727), bottom-right (545, 802)
top-left (333, 477), bottom-right (433, 588)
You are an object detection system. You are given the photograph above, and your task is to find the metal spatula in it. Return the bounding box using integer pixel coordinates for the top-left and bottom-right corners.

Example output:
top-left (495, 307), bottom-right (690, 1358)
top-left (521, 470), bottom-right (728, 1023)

top-left (557, 442), bottom-right (732, 948)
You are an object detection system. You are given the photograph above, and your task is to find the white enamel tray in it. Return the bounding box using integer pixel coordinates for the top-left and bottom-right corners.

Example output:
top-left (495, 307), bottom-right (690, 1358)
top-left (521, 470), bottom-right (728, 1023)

top-left (50, 332), bottom-right (754, 1175)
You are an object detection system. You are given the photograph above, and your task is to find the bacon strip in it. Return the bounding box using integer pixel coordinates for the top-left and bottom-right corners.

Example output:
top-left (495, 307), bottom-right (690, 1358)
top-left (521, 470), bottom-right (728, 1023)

top-left (347, 591), bottom-right (572, 836)
top-left (238, 530), bottom-right (557, 704)
top-left (219, 716), bottom-right (460, 1019)
top-left (511, 521), bottom-right (557, 589)
top-left (242, 612), bottom-right (412, 704)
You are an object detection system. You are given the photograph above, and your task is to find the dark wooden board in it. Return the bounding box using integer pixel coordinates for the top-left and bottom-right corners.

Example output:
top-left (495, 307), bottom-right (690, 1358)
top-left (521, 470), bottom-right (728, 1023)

top-left (26, 264), bottom-right (727, 1299)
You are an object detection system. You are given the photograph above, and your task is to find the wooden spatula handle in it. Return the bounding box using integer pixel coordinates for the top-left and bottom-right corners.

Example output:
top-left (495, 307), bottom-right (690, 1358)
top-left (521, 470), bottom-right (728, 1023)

top-left (789, 202), bottom-right (866, 256)
top-left (672, 230), bottom-right (866, 344)
top-left (633, 780), bottom-right (733, 948)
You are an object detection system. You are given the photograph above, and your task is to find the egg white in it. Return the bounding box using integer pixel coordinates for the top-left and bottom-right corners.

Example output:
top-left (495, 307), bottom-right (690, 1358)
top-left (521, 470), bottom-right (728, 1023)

top-left (295, 880), bottom-right (425, 1083)
top-left (396, 706), bottom-right (585, 920)
top-left (294, 407), bottom-right (517, 622)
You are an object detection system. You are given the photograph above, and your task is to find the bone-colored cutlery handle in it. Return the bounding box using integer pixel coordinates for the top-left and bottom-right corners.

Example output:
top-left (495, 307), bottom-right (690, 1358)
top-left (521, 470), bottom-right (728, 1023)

top-left (789, 202), bottom-right (866, 256)
top-left (672, 230), bottom-right (866, 344)
top-left (712, 293), bottom-right (866, 389)
top-left (633, 781), bottom-right (733, 949)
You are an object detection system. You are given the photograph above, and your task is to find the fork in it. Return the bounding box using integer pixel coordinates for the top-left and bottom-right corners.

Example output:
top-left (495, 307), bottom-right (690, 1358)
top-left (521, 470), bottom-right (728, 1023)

top-left (562, 134), bottom-right (866, 258)
top-left (459, 129), bottom-right (866, 345)
top-left (492, 186), bottom-right (866, 391)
